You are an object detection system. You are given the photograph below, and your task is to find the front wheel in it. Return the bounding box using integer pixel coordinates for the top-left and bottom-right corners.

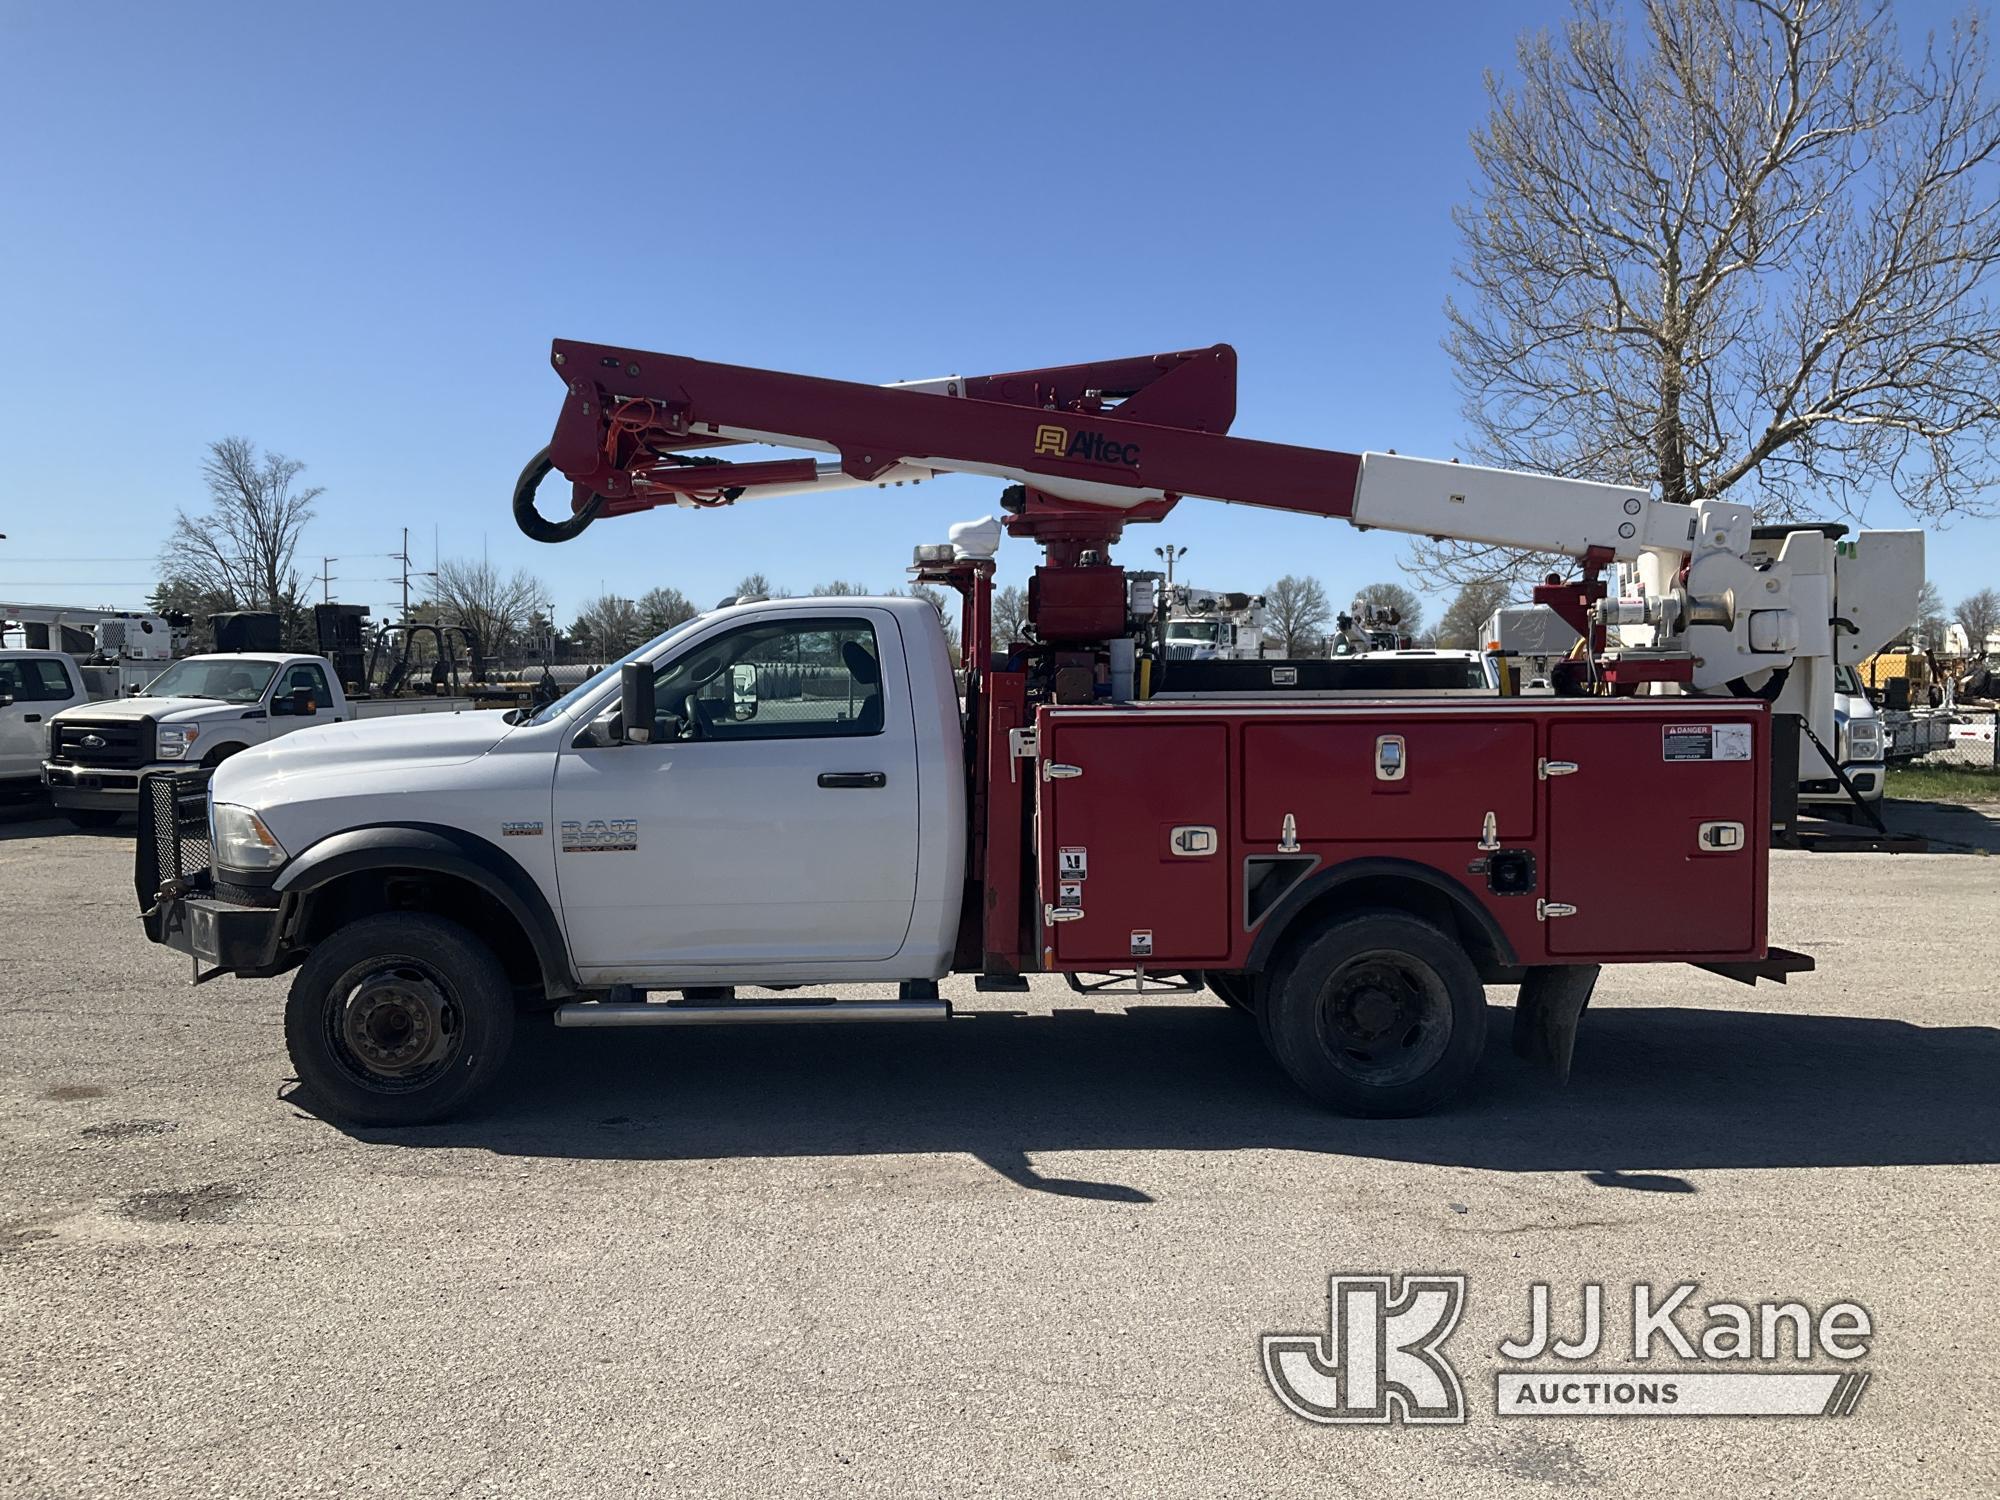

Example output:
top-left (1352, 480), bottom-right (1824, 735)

top-left (284, 912), bottom-right (516, 1126)
top-left (1262, 909), bottom-right (1487, 1117)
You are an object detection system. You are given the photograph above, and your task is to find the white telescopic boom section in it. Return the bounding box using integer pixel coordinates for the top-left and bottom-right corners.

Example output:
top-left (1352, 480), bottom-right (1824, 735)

top-left (1351, 453), bottom-right (1698, 564)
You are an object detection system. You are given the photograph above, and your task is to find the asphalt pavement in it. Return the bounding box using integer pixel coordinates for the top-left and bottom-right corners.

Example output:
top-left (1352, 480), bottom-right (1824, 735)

top-left (2, 805), bottom-right (1996, 1497)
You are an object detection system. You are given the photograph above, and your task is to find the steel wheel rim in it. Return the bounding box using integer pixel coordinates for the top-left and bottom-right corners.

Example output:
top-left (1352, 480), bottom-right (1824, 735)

top-left (325, 959), bottom-right (464, 1093)
top-left (1314, 948), bottom-right (1452, 1086)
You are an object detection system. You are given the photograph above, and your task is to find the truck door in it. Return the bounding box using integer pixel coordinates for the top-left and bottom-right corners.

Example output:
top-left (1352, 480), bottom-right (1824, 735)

top-left (552, 609), bottom-right (921, 973)
top-left (1543, 715), bottom-right (1762, 957)
top-left (0, 657), bottom-right (75, 781)
top-left (1037, 715), bottom-right (1233, 967)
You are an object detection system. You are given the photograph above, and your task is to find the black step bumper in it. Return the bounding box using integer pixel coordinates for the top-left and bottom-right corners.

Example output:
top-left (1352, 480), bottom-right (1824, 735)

top-left (150, 892), bottom-right (287, 974)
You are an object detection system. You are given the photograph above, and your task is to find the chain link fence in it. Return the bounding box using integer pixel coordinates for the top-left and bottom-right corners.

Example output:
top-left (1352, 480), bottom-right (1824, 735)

top-left (1917, 706), bottom-right (1998, 770)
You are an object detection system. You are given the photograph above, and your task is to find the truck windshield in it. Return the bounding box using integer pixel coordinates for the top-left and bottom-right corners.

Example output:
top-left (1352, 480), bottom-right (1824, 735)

top-left (1167, 621), bottom-right (1220, 642)
top-left (522, 617), bottom-right (709, 726)
top-left (141, 659), bottom-right (278, 703)
top-left (1834, 665), bottom-right (1864, 695)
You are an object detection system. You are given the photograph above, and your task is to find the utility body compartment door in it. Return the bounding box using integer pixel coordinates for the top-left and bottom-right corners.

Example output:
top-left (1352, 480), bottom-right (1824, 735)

top-left (1543, 712), bottom-right (1766, 958)
top-left (1037, 715), bottom-right (1232, 966)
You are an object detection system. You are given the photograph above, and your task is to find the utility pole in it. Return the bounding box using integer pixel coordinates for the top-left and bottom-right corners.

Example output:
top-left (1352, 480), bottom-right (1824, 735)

top-left (1154, 544), bottom-right (1187, 590)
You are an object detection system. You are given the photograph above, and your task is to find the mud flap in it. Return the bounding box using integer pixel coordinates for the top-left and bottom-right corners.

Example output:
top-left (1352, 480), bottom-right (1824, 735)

top-left (1511, 964), bottom-right (1601, 1083)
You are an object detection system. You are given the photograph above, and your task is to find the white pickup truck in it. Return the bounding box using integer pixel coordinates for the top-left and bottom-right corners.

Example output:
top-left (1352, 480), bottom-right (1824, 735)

top-left (45, 651), bottom-right (467, 827)
top-left (2, 649), bottom-right (89, 797)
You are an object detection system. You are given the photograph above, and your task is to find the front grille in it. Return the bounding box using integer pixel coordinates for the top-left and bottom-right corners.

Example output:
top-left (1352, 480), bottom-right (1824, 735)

top-left (56, 717), bottom-right (154, 769)
top-left (136, 769), bottom-right (213, 912)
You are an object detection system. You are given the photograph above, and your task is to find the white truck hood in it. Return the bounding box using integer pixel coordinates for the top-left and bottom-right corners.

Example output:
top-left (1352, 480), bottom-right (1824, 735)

top-left (211, 709), bottom-right (518, 802)
top-left (242, 710), bottom-right (514, 772)
top-left (209, 710), bottom-right (532, 851)
top-left (55, 696), bottom-right (226, 722)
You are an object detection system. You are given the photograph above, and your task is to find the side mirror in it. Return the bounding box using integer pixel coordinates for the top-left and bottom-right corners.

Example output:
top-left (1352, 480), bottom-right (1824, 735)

top-left (619, 661), bottom-right (656, 744)
top-left (729, 663), bottom-right (759, 721)
top-left (293, 686), bottom-right (316, 716)
top-left (0, 693), bottom-right (13, 709)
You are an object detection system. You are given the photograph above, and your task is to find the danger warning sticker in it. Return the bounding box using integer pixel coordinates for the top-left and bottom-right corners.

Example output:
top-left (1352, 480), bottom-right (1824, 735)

top-left (1663, 724), bottom-right (1753, 762)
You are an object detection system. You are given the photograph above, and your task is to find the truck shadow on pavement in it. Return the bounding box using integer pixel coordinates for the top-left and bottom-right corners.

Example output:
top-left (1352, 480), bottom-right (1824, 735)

top-left (325, 1002), bottom-right (2000, 1199)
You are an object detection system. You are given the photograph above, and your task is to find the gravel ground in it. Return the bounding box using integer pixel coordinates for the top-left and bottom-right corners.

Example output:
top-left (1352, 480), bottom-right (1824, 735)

top-left (2, 807), bottom-right (1997, 1498)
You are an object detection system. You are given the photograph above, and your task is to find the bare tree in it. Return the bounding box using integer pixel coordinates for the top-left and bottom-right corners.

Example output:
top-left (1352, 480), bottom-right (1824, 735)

top-left (1904, 578), bottom-right (1952, 647)
top-left (1958, 587), bottom-right (2000, 657)
top-left (992, 584), bottom-right (1030, 644)
top-left (1435, 580), bottom-right (1515, 647)
top-left (1353, 581), bottom-right (1426, 638)
top-left (427, 557), bottom-right (548, 659)
top-left (161, 437), bottom-right (321, 613)
top-left (810, 579), bottom-right (869, 596)
top-left (637, 586), bottom-right (698, 635)
top-left (569, 595), bottom-right (643, 662)
top-left (1427, 0), bottom-right (2000, 586)
top-left (899, 583), bottom-right (961, 664)
top-left (1266, 575), bottom-right (1332, 655)
top-left (732, 572), bottom-right (783, 602)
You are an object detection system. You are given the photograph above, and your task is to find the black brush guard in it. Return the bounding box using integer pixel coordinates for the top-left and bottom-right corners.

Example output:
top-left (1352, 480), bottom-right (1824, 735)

top-left (136, 769), bottom-right (213, 942)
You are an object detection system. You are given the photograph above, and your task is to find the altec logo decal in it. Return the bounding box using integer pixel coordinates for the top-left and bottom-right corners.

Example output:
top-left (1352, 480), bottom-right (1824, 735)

top-left (1033, 423), bottom-right (1141, 467)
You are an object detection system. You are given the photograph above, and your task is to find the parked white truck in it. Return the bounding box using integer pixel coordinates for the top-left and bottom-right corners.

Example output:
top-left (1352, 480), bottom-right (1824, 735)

top-left (44, 651), bottom-right (467, 827)
top-left (1160, 587), bottom-right (1278, 660)
top-left (1, 649), bottom-right (89, 798)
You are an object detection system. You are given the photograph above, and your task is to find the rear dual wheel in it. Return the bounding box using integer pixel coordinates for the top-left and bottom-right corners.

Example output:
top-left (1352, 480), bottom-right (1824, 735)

top-left (1261, 909), bottom-right (1486, 1117)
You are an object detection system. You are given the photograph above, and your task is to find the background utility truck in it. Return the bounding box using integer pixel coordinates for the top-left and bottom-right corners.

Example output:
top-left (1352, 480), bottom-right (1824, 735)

top-left (50, 651), bottom-right (468, 827)
top-left (136, 341), bottom-right (1920, 1126)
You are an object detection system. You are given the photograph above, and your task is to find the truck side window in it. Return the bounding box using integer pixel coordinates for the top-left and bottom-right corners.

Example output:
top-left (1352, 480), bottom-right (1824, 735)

top-left (654, 618), bottom-right (884, 741)
top-left (274, 663), bottom-right (331, 712)
top-left (2, 660), bottom-right (76, 701)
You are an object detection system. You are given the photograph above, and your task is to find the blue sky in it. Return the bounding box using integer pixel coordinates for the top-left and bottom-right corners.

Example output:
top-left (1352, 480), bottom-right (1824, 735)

top-left (2, 0), bottom-right (1995, 632)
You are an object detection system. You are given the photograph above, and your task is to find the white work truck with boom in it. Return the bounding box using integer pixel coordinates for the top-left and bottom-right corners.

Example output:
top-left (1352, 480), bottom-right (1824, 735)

top-left (134, 341), bottom-right (1921, 1127)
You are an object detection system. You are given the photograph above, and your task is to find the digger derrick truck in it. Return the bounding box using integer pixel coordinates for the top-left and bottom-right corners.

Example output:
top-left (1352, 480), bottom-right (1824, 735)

top-left (135, 342), bottom-right (1921, 1126)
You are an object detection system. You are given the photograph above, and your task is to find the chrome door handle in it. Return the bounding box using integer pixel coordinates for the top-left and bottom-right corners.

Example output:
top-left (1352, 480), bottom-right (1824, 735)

top-left (817, 772), bottom-right (887, 789)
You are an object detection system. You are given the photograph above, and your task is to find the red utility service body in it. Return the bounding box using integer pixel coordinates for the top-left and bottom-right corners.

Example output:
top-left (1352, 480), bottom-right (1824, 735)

top-left (1033, 699), bottom-right (1769, 974)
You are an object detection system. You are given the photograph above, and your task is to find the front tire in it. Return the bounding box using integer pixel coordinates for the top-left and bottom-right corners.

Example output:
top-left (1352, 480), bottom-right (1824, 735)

top-left (284, 912), bottom-right (516, 1126)
top-left (1262, 909), bottom-right (1487, 1117)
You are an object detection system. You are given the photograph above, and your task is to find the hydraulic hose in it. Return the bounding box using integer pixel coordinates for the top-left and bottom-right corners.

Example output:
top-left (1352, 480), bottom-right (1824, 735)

top-left (513, 447), bottom-right (603, 544)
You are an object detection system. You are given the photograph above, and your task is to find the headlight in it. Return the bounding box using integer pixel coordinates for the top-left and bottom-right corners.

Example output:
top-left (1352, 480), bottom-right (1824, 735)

top-left (1842, 718), bottom-right (1884, 764)
top-left (211, 803), bottom-right (288, 871)
top-left (156, 725), bottom-right (202, 760)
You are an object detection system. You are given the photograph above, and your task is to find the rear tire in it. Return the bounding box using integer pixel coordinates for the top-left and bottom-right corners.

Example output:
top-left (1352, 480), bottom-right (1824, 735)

top-left (284, 912), bottom-right (516, 1126)
top-left (64, 808), bottom-right (120, 829)
top-left (1262, 909), bottom-right (1487, 1117)
top-left (1205, 971), bottom-right (1259, 1015)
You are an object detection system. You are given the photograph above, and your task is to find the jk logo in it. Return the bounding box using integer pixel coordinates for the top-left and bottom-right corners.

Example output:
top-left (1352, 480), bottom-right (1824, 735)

top-left (1263, 1274), bottom-right (1467, 1425)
